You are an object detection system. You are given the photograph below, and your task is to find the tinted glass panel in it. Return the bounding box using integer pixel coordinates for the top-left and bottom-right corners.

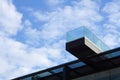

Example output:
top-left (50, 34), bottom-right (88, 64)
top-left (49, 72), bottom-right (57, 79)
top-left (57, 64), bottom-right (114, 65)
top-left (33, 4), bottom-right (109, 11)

top-left (106, 51), bottom-right (120, 58)
top-left (23, 77), bottom-right (32, 80)
top-left (37, 72), bottom-right (51, 77)
top-left (69, 62), bottom-right (86, 69)
top-left (52, 67), bottom-right (63, 73)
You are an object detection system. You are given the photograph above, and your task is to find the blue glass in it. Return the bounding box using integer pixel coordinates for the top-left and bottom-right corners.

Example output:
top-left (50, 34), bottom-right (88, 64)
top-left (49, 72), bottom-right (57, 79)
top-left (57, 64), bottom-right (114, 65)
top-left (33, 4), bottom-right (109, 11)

top-left (106, 51), bottom-right (120, 58)
top-left (37, 72), bottom-right (51, 77)
top-left (66, 27), bottom-right (109, 52)
top-left (69, 62), bottom-right (86, 69)
top-left (23, 77), bottom-right (32, 80)
top-left (52, 67), bottom-right (63, 73)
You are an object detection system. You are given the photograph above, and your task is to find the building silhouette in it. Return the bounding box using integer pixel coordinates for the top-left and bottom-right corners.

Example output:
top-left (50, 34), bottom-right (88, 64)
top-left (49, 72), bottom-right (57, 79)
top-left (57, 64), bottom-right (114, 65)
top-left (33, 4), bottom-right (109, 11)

top-left (12, 27), bottom-right (120, 80)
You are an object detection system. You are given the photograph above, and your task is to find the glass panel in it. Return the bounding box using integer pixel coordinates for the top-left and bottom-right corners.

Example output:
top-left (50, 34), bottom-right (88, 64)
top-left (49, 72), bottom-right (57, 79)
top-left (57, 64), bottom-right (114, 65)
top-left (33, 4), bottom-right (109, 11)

top-left (66, 26), bottom-right (109, 52)
top-left (69, 62), bottom-right (86, 69)
top-left (52, 67), bottom-right (63, 73)
top-left (112, 74), bottom-right (120, 80)
top-left (37, 72), bottom-right (51, 77)
top-left (67, 27), bottom-right (84, 42)
top-left (106, 51), bottom-right (120, 58)
top-left (32, 75), bottom-right (40, 80)
top-left (23, 77), bottom-right (32, 80)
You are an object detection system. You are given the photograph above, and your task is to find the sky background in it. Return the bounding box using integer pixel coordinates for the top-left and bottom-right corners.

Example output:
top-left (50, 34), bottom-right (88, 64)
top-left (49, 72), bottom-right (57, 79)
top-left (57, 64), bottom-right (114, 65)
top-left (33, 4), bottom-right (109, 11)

top-left (1, 0), bottom-right (120, 79)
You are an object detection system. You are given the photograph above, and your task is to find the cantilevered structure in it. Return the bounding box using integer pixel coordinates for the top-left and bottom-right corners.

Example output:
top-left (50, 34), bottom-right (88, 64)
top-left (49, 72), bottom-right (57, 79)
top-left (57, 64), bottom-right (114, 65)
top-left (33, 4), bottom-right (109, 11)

top-left (12, 27), bottom-right (120, 80)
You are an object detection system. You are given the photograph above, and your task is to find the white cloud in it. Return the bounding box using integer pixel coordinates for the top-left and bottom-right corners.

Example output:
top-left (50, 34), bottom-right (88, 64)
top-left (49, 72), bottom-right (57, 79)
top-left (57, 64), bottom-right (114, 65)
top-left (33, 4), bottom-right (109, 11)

top-left (24, 26), bottom-right (42, 47)
top-left (24, 20), bottom-right (32, 27)
top-left (0, 35), bottom-right (65, 79)
top-left (33, 11), bottom-right (50, 21)
top-left (103, 0), bottom-right (120, 27)
top-left (103, 0), bottom-right (120, 14)
top-left (0, 26), bottom-right (71, 79)
top-left (101, 0), bottom-right (120, 48)
top-left (103, 1), bottom-right (120, 27)
top-left (0, 0), bottom-right (23, 36)
top-left (103, 33), bottom-right (118, 48)
top-left (30, 0), bottom-right (102, 42)
top-left (46, 0), bottom-right (65, 6)
top-left (1, 0), bottom-right (120, 79)
top-left (0, 0), bottom-right (24, 78)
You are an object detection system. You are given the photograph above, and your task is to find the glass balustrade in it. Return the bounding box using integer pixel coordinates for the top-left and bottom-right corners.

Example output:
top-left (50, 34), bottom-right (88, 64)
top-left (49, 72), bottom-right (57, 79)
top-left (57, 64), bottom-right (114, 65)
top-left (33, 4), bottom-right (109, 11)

top-left (67, 27), bottom-right (109, 52)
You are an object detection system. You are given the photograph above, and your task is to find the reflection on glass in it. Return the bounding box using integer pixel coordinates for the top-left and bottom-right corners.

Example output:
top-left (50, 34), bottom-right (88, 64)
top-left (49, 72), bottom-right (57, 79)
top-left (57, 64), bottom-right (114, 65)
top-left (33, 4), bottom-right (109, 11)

top-left (106, 51), bottom-right (120, 58)
top-left (52, 67), bottom-right (63, 73)
top-left (37, 72), bottom-right (51, 77)
top-left (23, 77), bottom-right (31, 80)
top-left (69, 61), bottom-right (86, 69)
top-left (32, 75), bottom-right (40, 80)
top-left (66, 27), bottom-right (109, 52)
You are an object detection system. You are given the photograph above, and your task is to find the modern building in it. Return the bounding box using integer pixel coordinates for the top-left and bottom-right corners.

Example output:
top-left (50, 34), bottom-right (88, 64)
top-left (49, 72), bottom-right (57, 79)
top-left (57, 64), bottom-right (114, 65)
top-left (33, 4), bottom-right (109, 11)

top-left (12, 27), bottom-right (120, 80)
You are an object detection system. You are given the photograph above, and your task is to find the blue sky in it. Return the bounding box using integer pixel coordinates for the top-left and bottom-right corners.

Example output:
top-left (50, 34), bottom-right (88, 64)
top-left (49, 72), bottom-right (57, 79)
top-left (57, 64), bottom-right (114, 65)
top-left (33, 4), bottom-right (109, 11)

top-left (0, 0), bottom-right (120, 79)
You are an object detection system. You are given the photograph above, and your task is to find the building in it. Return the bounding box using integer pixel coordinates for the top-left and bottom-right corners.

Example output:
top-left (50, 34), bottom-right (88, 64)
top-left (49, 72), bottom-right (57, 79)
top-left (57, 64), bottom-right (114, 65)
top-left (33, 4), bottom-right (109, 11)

top-left (12, 27), bottom-right (120, 80)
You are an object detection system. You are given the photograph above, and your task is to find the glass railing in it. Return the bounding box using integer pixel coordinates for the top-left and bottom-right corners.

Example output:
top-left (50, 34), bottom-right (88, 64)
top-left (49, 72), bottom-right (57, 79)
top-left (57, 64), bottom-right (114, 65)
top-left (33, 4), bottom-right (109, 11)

top-left (66, 27), bottom-right (109, 52)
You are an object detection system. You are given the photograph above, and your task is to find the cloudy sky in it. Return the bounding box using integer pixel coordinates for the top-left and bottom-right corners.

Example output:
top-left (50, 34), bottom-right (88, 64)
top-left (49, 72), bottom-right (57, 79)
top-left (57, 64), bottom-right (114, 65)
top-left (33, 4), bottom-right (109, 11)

top-left (1, 0), bottom-right (120, 79)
